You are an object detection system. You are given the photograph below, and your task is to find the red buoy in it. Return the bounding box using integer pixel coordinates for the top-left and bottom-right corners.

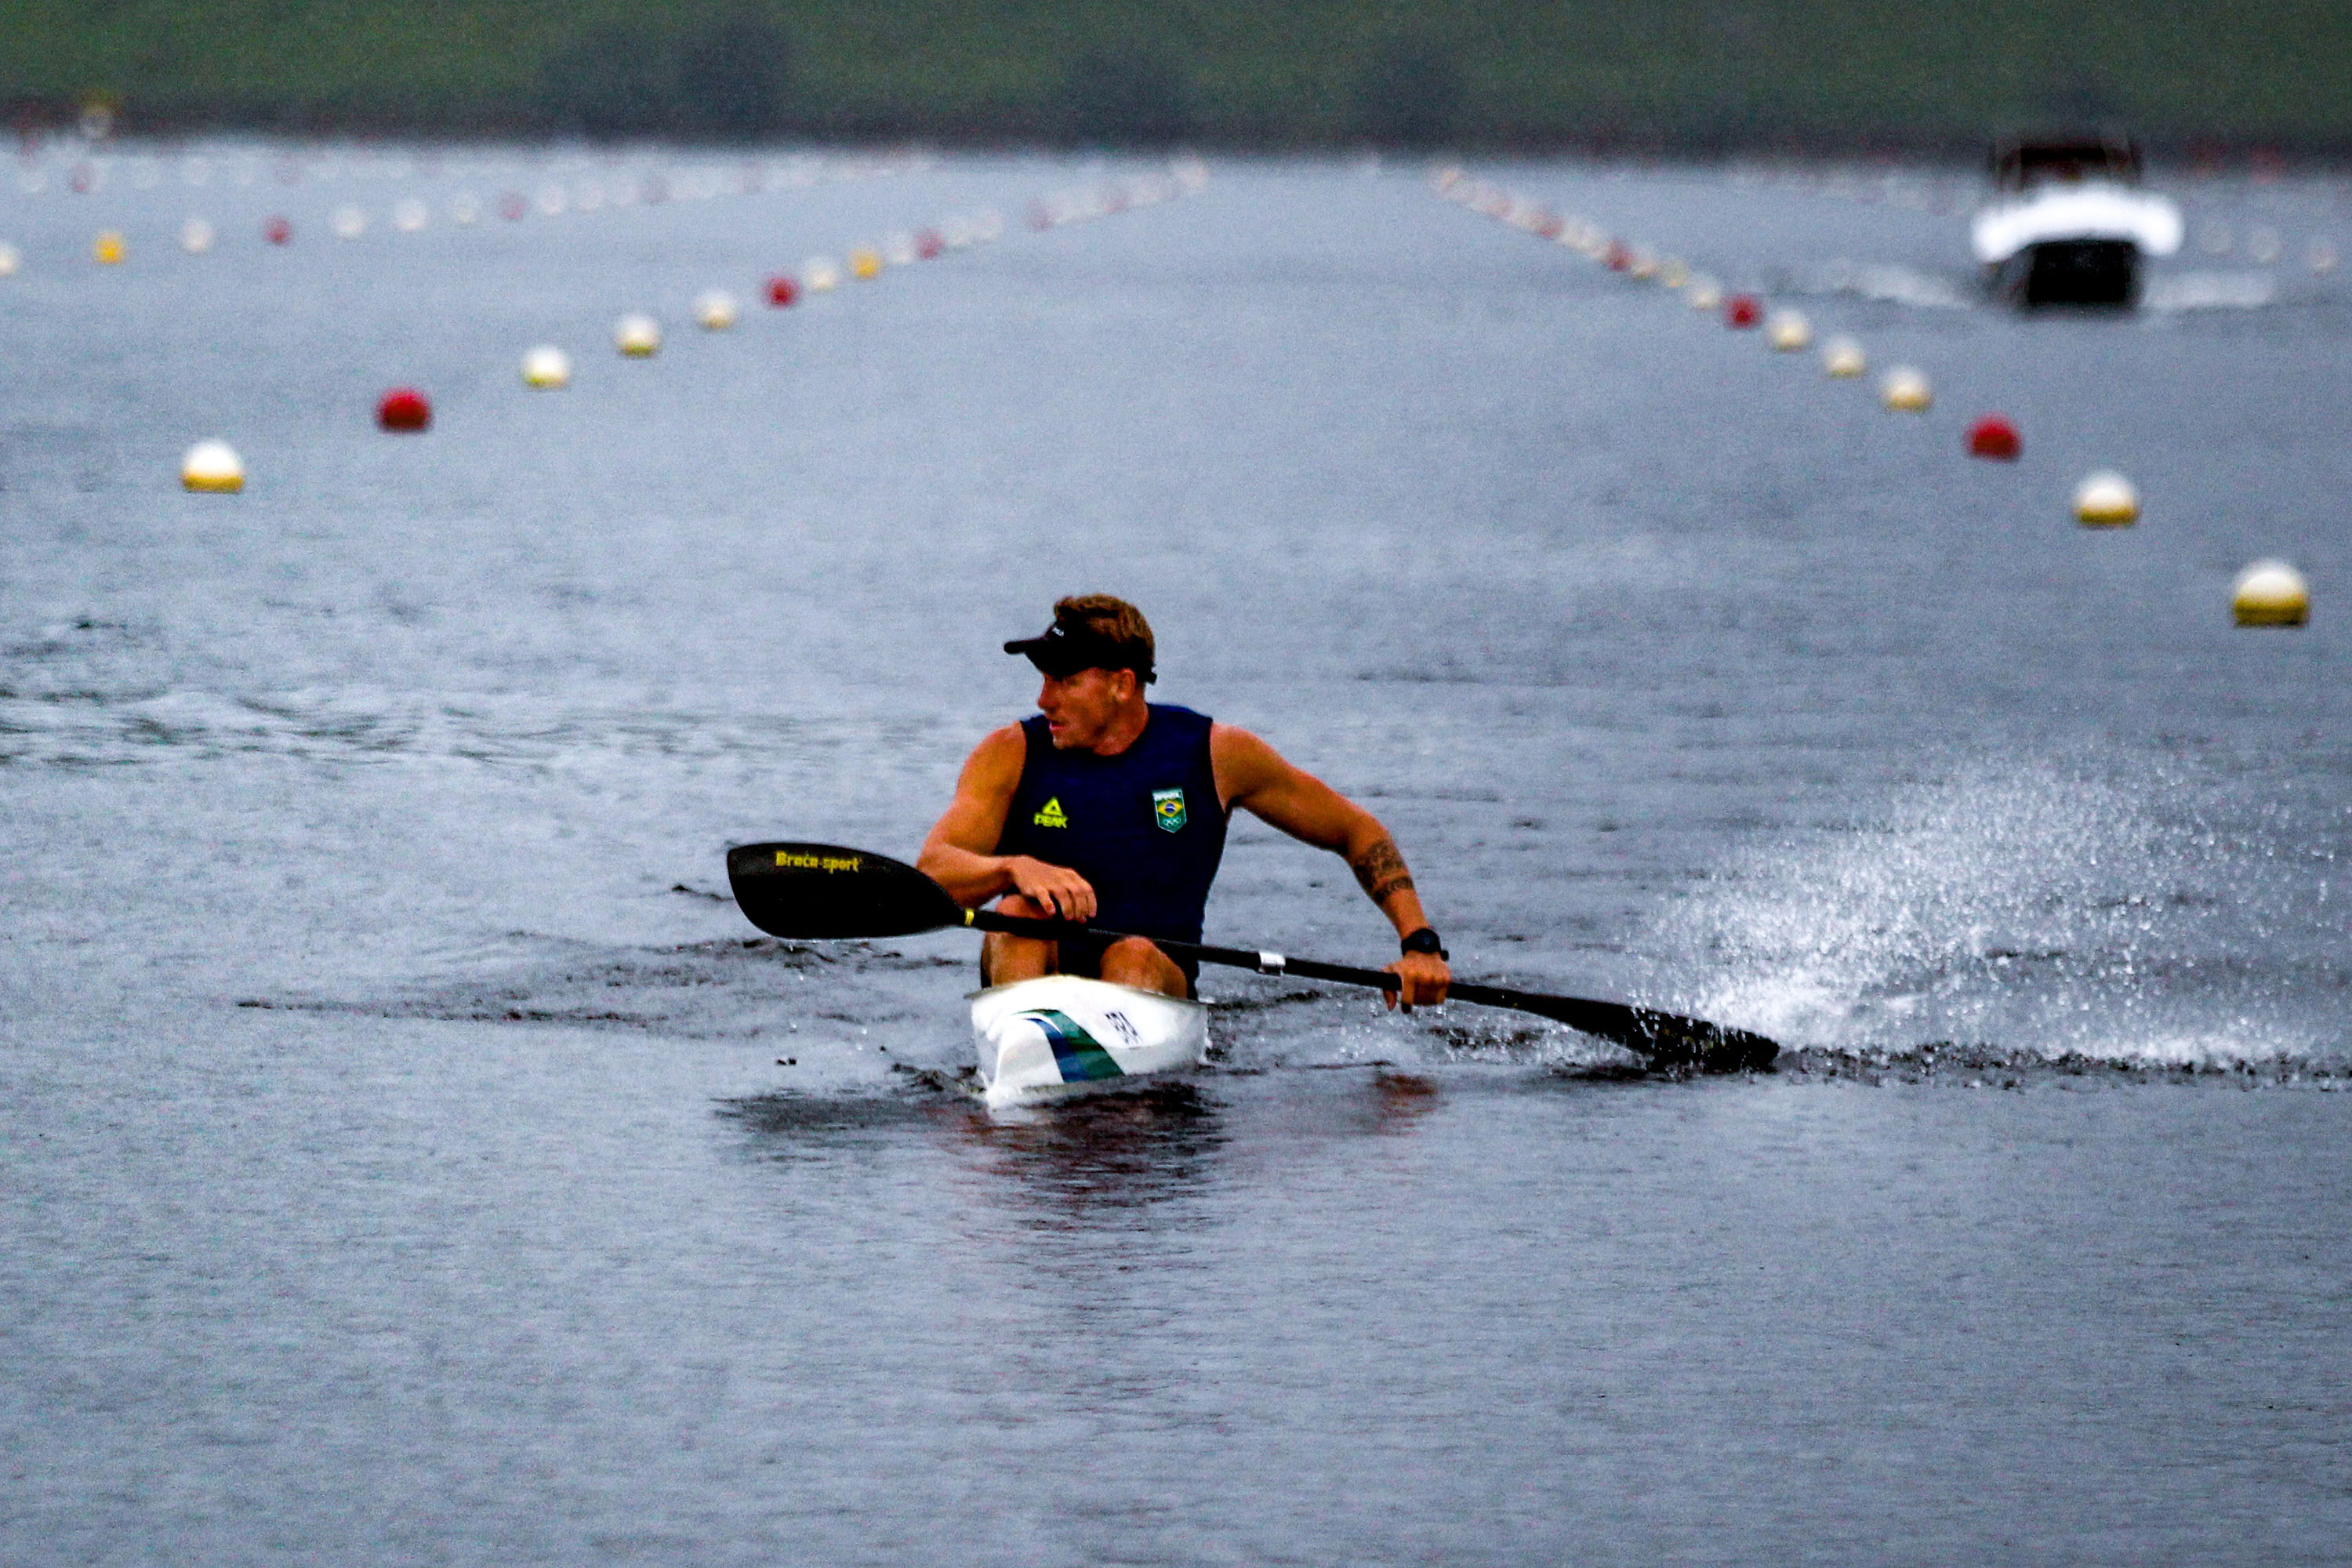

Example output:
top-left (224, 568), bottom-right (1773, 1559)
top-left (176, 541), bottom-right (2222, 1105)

top-left (766, 275), bottom-right (799, 307)
top-left (263, 216), bottom-right (292, 245)
top-left (1534, 212), bottom-right (1563, 240)
top-left (1967, 415), bottom-right (2020, 459)
top-left (915, 228), bottom-right (943, 260)
top-left (1603, 241), bottom-right (1632, 271)
top-left (1725, 293), bottom-right (1762, 328)
top-left (498, 191), bottom-right (527, 221)
top-left (376, 388), bottom-right (431, 432)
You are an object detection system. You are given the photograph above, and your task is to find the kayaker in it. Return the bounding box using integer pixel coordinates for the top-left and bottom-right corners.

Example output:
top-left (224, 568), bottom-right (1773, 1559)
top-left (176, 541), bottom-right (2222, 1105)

top-left (917, 594), bottom-right (1452, 1009)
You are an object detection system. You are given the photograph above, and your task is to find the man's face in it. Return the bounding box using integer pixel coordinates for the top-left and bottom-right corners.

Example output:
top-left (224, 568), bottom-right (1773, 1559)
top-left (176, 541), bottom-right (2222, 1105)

top-left (1036, 666), bottom-right (1135, 750)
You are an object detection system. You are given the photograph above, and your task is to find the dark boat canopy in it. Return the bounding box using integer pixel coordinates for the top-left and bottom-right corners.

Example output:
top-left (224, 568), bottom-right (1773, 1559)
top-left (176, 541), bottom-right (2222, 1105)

top-left (1991, 134), bottom-right (2143, 192)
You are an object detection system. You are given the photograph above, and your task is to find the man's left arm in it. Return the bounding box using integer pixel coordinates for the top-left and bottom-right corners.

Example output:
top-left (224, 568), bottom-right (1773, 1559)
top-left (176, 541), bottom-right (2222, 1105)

top-left (1210, 724), bottom-right (1450, 1010)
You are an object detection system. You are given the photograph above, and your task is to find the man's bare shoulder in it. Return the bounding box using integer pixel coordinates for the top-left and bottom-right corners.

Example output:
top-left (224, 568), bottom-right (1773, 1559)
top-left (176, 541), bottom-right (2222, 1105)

top-left (1209, 721), bottom-right (1289, 800)
top-left (959, 722), bottom-right (1029, 784)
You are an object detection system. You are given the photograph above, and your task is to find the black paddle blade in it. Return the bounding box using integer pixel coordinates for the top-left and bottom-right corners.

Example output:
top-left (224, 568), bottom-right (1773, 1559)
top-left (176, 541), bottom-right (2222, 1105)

top-left (1622, 1007), bottom-right (1780, 1074)
top-left (1450, 982), bottom-right (1778, 1073)
top-left (724, 842), bottom-right (967, 940)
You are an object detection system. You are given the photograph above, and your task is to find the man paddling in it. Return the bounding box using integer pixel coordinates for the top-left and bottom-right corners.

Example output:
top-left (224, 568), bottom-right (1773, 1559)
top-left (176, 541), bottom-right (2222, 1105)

top-left (918, 595), bottom-right (1450, 1009)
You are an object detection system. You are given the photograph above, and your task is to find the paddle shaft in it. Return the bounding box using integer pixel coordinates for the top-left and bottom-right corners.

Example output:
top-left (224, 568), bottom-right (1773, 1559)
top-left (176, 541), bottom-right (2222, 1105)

top-left (967, 908), bottom-right (1689, 1046)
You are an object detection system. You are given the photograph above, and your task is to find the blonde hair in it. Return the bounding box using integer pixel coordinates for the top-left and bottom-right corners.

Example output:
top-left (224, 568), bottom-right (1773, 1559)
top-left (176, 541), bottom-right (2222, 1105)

top-left (1053, 593), bottom-right (1156, 677)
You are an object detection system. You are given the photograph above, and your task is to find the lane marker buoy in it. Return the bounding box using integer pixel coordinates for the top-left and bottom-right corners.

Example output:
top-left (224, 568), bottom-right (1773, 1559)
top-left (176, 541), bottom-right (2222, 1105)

top-left (94, 230), bottom-right (125, 264)
top-left (1724, 293), bottom-right (1762, 328)
top-left (263, 215), bottom-right (292, 244)
top-left (521, 346), bottom-right (572, 388)
top-left (614, 313), bottom-right (661, 357)
top-left (766, 276), bottom-right (798, 307)
top-left (850, 247), bottom-right (883, 280)
top-left (1820, 336), bottom-right (1866, 377)
top-left (695, 289), bottom-right (739, 329)
top-left (2233, 560), bottom-right (2309, 626)
top-left (1881, 367), bottom-right (1933, 412)
top-left (804, 256), bottom-right (841, 291)
top-left (1766, 309), bottom-right (1811, 350)
top-left (180, 217), bottom-right (214, 253)
top-left (1966, 415), bottom-right (2020, 459)
top-left (376, 388), bottom-right (431, 431)
top-left (181, 439), bottom-right (245, 492)
top-left (2073, 470), bottom-right (2140, 526)
top-left (0, 242), bottom-right (18, 276)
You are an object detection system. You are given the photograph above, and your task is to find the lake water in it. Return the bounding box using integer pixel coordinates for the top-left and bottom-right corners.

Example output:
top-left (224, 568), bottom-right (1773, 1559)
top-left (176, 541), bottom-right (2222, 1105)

top-left (4, 142), bottom-right (2349, 1564)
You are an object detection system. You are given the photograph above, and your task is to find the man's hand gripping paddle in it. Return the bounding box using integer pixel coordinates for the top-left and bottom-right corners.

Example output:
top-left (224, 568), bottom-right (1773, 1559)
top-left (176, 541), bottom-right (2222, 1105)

top-left (725, 842), bottom-right (1780, 1074)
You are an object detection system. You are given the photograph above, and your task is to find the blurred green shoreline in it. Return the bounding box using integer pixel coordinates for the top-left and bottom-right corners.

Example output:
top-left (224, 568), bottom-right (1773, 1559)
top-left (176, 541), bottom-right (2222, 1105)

top-left (5, 2), bottom-right (2347, 153)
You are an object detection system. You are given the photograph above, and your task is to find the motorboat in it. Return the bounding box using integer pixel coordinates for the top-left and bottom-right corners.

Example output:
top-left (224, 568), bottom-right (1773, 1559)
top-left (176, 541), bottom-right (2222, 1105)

top-left (1972, 135), bottom-right (2181, 307)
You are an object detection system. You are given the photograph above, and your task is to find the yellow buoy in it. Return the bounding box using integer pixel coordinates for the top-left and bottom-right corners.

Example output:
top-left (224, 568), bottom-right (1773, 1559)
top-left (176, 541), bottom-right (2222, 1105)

top-left (1766, 310), bottom-right (1812, 350)
top-left (849, 247), bottom-right (883, 281)
top-left (1820, 336), bottom-right (1867, 377)
top-left (804, 256), bottom-right (842, 292)
top-left (521, 346), bottom-right (572, 388)
top-left (180, 439), bottom-right (245, 492)
top-left (94, 230), bottom-right (125, 264)
top-left (2233, 560), bottom-right (2310, 626)
top-left (614, 314), bottom-right (661, 357)
top-left (695, 289), bottom-right (739, 330)
top-left (1881, 367), bottom-right (1933, 412)
top-left (180, 217), bottom-right (214, 253)
top-left (2073, 471), bottom-right (2140, 527)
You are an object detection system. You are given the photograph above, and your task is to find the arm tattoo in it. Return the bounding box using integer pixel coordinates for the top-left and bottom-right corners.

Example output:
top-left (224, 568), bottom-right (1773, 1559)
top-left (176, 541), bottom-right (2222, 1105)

top-left (1350, 836), bottom-right (1415, 905)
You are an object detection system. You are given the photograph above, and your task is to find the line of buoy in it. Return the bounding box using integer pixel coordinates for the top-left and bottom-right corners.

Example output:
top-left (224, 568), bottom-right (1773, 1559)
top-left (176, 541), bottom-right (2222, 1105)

top-left (1428, 165), bottom-right (2314, 626)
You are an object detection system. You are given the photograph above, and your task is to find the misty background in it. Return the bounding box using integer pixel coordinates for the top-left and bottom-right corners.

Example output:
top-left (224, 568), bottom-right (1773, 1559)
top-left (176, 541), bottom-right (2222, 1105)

top-left (2, 0), bottom-right (2344, 151)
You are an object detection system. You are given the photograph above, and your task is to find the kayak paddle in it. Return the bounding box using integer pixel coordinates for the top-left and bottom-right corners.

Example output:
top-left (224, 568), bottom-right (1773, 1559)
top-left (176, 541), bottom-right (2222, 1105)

top-left (725, 842), bottom-right (1778, 1073)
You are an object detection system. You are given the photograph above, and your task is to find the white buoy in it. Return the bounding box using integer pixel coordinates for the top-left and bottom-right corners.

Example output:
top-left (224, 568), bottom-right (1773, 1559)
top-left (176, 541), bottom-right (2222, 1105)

top-left (2233, 560), bottom-right (2310, 626)
top-left (0, 242), bottom-right (17, 277)
top-left (1686, 277), bottom-right (1723, 310)
top-left (804, 256), bottom-right (842, 291)
top-left (180, 216), bottom-right (214, 253)
top-left (2309, 239), bottom-right (2338, 273)
top-left (331, 205), bottom-right (366, 239)
top-left (694, 289), bottom-right (739, 330)
top-left (393, 198), bottom-right (428, 232)
top-left (2246, 227), bottom-right (2281, 264)
top-left (451, 193), bottom-right (480, 225)
top-left (884, 231), bottom-right (918, 267)
top-left (1766, 309), bottom-right (1812, 350)
top-left (180, 439), bottom-right (245, 492)
top-left (521, 346), bottom-right (572, 388)
top-left (1820, 335), bottom-right (1867, 377)
top-left (1881, 366), bottom-right (1933, 412)
top-left (1659, 258), bottom-right (1690, 289)
top-left (614, 313), bottom-right (661, 357)
top-left (2073, 470), bottom-right (2140, 527)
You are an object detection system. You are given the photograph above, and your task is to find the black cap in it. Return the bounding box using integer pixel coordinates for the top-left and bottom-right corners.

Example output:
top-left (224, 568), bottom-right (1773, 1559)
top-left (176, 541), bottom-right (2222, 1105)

top-left (1004, 609), bottom-right (1156, 684)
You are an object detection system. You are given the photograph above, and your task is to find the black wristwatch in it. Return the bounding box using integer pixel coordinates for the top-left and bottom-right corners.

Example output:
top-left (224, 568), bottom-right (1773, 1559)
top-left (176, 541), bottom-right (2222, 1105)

top-left (1400, 927), bottom-right (1448, 960)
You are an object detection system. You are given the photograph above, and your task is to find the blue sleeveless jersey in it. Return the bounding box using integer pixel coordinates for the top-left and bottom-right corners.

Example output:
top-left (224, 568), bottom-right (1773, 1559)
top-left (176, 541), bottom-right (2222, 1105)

top-left (993, 704), bottom-right (1228, 945)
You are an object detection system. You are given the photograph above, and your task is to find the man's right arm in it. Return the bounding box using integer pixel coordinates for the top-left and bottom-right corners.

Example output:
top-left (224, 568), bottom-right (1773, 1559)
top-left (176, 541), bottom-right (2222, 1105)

top-left (916, 728), bottom-right (1101, 920)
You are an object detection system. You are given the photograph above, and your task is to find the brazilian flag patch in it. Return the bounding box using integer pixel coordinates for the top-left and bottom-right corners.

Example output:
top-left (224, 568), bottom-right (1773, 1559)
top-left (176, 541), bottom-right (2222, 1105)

top-left (1152, 787), bottom-right (1187, 833)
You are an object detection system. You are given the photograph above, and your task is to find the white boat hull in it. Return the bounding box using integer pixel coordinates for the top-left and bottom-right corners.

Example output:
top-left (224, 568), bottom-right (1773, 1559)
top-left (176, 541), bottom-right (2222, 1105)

top-left (969, 975), bottom-right (1209, 1109)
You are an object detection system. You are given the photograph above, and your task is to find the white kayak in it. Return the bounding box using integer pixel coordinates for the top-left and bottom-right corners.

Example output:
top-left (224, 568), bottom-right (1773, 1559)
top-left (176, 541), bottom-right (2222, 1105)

top-left (968, 975), bottom-right (1209, 1109)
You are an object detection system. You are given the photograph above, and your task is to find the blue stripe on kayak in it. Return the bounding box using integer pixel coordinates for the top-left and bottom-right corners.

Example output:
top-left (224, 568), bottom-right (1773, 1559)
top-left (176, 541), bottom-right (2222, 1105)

top-left (1015, 1008), bottom-right (1125, 1083)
